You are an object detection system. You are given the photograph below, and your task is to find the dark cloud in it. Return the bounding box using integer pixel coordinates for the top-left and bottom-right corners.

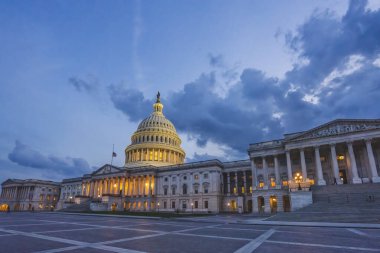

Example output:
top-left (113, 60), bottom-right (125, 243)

top-left (208, 54), bottom-right (224, 68)
top-left (69, 76), bottom-right (98, 93)
top-left (108, 85), bottom-right (152, 122)
top-left (8, 141), bottom-right (91, 177)
top-left (186, 152), bottom-right (226, 163)
top-left (108, 0), bottom-right (380, 157)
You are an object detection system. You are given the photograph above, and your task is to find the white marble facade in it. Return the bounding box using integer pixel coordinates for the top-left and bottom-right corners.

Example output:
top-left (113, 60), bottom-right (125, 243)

top-left (2, 119), bottom-right (380, 213)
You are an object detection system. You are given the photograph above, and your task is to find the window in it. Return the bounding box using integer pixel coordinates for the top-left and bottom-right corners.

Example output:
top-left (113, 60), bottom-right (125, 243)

top-left (282, 180), bottom-right (288, 186)
top-left (164, 177), bottom-right (168, 182)
top-left (204, 173), bottom-right (209, 179)
top-left (249, 186), bottom-right (252, 193)
top-left (164, 201), bottom-right (167, 209)
top-left (194, 174), bottom-right (199, 180)
top-left (172, 187), bottom-right (176, 195)
top-left (183, 176), bottom-right (187, 180)
top-left (182, 184), bottom-right (187, 195)
top-left (164, 188), bottom-right (168, 195)
top-left (172, 176), bottom-right (176, 181)
top-left (204, 201), bottom-right (208, 209)
top-left (194, 187), bottom-right (198, 194)
top-left (172, 201), bottom-right (176, 209)
top-left (270, 178), bottom-right (276, 187)
top-left (241, 187), bottom-right (245, 193)
top-left (194, 201), bottom-right (198, 208)
top-left (259, 182), bottom-right (264, 188)
top-left (204, 186), bottom-right (209, 194)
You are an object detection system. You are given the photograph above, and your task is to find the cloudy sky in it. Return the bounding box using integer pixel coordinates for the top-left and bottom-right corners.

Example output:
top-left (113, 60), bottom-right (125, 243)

top-left (1, 0), bottom-right (380, 183)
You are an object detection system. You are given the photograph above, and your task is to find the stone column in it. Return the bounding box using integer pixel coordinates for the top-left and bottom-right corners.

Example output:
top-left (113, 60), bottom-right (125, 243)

top-left (139, 176), bottom-right (142, 196)
top-left (122, 177), bottom-right (126, 196)
top-left (286, 151), bottom-right (293, 182)
top-left (347, 142), bottom-right (362, 184)
top-left (131, 177), bottom-right (134, 196)
top-left (227, 173), bottom-right (231, 195)
top-left (300, 149), bottom-right (307, 181)
top-left (263, 157), bottom-right (268, 189)
top-left (89, 181), bottom-right (94, 197)
top-left (95, 181), bottom-right (99, 197)
top-left (314, 146), bottom-right (326, 185)
top-left (143, 176), bottom-right (147, 196)
top-left (81, 183), bottom-right (85, 195)
top-left (330, 144), bottom-right (342, 184)
top-left (235, 171), bottom-right (238, 194)
top-left (148, 176), bottom-right (152, 197)
top-left (274, 156), bottom-right (280, 186)
top-left (365, 139), bottom-right (380, 183)
top-left (251, 159), bottom-right (257, 189)
top-left (243, 171), bottom-right (247, 194)
top-left (148, 175), bottom-right (152, 210)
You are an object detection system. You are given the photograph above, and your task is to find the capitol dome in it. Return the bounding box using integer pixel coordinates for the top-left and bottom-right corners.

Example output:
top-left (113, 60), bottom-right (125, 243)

top-left (125, 92), bottom-right (186, 167)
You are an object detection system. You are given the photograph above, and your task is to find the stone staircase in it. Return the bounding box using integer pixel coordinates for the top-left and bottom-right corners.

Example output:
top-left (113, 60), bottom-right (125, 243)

top-left (267, 184), bottom-right (380, 223)
top-left (296, 184), bottom-right (380, 214)
top-left (59, 200), bottom-right (91, 212)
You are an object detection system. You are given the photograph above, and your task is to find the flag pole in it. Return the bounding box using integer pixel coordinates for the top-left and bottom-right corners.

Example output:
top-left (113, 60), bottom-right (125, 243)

top-left (111, 144), bottom-right (114, 167)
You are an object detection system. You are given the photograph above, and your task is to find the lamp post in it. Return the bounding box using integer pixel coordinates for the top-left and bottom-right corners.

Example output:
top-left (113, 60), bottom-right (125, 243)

top-left (191, 202), bottom-right (194, 214)
top-left (227, 202), bottom-right (230, 212)
top-left (294, 173), bottom-right (302, 191)
top-left (157, 202), bottom-right (160, 213)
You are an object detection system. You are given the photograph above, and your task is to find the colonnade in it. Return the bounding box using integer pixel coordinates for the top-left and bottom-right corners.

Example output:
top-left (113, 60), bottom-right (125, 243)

top-left (225, 170), bottom-right (252, 195)
top-left (250, 138), bottom-right (380, 188)
top-left (82, 175), bottom-right (155, 198)
top-left (0, 186), bottom-right (31, 200)
top-left (126, 148), bottom-right (184, 164)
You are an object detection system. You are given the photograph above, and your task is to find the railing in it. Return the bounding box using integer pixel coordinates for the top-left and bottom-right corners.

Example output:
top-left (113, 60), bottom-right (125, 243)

top-left (288, 181), bottom-right (311, 192)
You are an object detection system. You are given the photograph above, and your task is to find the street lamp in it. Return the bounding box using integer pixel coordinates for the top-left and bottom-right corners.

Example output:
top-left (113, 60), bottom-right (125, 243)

top-left (227, 202), bottom-right (230, 212)
top-left (191, 202), bottom-right (194, 214)
top-left (157, 202), bottom-right (160, 213)
top-left (294, 173), bottom-right (303, 191)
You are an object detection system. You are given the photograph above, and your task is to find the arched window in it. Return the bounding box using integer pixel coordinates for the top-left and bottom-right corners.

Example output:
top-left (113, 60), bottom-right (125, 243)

top-left (182, 184), bottom-right (187, 195)
top-left (160, 136), bottom-right (163, 142)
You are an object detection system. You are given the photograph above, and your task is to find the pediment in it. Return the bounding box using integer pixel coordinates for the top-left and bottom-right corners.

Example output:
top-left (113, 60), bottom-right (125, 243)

top-left (92, 164), bottom-right (123, 176)
top-left (1, 179), bottom-right (19, 186)
top-left (288, 119), bottom-right (380, 141)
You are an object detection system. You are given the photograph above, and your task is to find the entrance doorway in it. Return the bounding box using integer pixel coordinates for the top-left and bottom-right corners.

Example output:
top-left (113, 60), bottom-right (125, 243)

top-left (111, 203), bottom-right (117, 212)
top-left (283, 195), bottom-right (291, 212)
top-left (231, 200), bottom-right (237, 211)
top-left (247, 200), bottom-right (252, 213)
top-left (269, 196), bottom-right (277, 213)
top-left (257, 196), bottom-right (265, 213)
top-left (0, 204), bottom-right (9, 212)
top-left (339, 170), bottom-right (348, 184)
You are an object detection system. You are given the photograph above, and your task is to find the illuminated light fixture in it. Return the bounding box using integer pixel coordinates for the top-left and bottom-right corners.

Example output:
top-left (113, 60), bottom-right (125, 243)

top-left (337, 155), bottom-right (345, 160)
top-left (114, 184), bottom-right (117, 188)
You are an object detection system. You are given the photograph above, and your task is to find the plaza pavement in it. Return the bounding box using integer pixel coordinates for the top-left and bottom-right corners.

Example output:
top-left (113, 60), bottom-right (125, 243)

top-left (1, 212), bottom-right (380, 253)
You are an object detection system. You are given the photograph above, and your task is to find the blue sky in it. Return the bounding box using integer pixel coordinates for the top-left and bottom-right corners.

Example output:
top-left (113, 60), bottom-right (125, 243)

top-left (1, 0), bottom-right (380, 183)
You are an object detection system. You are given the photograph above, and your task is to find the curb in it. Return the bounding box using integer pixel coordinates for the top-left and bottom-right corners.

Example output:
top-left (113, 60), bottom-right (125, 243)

top-left (46, 212), bottom-right (162, 220)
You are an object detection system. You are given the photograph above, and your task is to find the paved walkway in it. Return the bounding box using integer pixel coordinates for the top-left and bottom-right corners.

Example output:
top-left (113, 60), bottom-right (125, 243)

top-left (1, 212), bottom-right (380, 253)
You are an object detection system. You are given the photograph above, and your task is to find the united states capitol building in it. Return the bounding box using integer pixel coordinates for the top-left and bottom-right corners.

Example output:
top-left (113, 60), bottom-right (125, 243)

top-left (1, 93), bottom-right (380, 213)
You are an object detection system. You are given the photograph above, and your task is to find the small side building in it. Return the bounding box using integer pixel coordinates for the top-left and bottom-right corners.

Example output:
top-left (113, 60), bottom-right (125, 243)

top-left (0, 179), bottom-right (60, 211)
